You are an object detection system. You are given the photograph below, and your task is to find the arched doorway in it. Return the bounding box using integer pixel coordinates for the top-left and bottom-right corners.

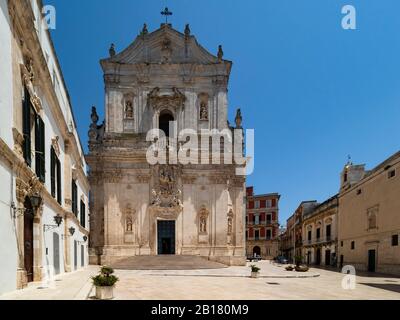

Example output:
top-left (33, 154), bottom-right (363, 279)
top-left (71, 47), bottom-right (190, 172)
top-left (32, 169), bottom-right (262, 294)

top-left (23, 197), bottom-right (34, 282)
top-left (159, 110), bottom-right (174, 138)
top-left (253, 246), bottom-right (261, 256)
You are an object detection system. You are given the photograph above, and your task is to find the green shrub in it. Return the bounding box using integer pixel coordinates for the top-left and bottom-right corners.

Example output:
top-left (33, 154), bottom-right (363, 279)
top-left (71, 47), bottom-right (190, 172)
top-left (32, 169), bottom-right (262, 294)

top-left (285, 265), bottom-right (294, 271)
top-left (92, 265), bottom-right (119, 287)
top-left (250, 264), bottom-right (260, 273)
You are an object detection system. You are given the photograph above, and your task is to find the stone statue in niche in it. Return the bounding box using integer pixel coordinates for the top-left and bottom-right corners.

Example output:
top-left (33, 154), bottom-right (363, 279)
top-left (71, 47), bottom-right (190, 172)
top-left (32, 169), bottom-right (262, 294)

top-left (200, 101), bottom-right (208, 120)
top-left (227, 217), bottom-right (233, 234)
top-left (200, 216), bottom-right (207, 233)
top-left (198, 93), bottom-right (209, 121)
top-left (198, 206), bottom-right (209, 234)
top-left (125, 100), bottom-right (134, 119)
top-left (126, 216), bottom-right (133, 232)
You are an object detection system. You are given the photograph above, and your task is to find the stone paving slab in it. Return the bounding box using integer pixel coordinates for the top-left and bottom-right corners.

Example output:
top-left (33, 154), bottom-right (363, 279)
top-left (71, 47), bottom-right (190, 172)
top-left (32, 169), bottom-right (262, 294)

top-left (111, 255), bottom-right (228, 270)
top-left (2, 261), bottom-right (400, 300)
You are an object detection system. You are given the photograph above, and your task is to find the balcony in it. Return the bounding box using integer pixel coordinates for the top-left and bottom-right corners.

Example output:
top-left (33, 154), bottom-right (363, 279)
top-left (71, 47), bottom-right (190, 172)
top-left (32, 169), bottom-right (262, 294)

top-left (303, 236), bottom-right (336, 246)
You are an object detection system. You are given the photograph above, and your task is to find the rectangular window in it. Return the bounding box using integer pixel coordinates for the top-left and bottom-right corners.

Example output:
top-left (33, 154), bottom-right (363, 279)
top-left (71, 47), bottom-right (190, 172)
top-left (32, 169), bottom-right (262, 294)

top-left (266, 214), bottom-right (272, 224)
top-left (316, 228), bottom-right (321, 239)
top-left (254, 215), bottom-right (260, 225)
top-left (388, 170), bottom-right (396, 179)
top-left (255, 200), bottom-right (260, 209)
top-left (308, 230), bottom-right (312, 241)
top-left (266, 229), bottom-right (271, 240)
top-left (351, 241), bottom-right (355, 250)
top-left (341, 241), bottom-right (344, 247)
top-left (50, 147), bottom-right (62, 204)
top-left (80, 200), bottom-right (86, 228)
top-left (326, 225), bottom-right (331, 238)
top-left (255, 230), bottom-right (260, 240)
top-left (392, 234), bottom-right (399, 246)
top-left (266, 200), bottom-right (272, 208)
top-left (72, 179), bottom-right (78, 216)
top-left (245, 230), bottom-right (248, 239)
top-left (35, 115), bottom-right (45, 182)
top-left (22, 87), bottom-right (32, 166)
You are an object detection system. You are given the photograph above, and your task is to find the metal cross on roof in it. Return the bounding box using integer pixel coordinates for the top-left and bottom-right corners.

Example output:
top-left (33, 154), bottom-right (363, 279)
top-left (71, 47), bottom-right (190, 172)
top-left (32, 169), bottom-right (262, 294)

top-left (161, 7), bottom-right (172, 24)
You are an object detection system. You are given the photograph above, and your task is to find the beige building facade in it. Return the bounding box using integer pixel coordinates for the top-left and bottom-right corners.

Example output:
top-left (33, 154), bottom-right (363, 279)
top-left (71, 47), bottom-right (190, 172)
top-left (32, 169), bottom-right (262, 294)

top-left (338, 152), bottom-right (400, 275)
top-left (87, 23), bottom-right (246, 266)
top-left (302, 195), bottom-right (338, 266)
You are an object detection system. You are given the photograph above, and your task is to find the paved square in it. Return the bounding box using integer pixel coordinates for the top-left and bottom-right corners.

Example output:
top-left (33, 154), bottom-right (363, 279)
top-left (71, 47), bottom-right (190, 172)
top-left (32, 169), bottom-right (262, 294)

top-left (1, 261), bottom-right (399, 300)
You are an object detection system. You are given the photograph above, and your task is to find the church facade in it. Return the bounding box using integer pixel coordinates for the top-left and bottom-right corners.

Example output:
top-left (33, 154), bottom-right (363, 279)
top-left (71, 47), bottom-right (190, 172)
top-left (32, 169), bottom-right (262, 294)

top-left (87, 23), bottom-right (246, 266)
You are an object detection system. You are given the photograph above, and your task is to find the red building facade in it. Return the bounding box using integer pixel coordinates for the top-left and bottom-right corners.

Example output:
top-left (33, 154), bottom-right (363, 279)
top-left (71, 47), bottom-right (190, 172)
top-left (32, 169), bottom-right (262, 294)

top-left (246, 186), bottom-right (280, 259)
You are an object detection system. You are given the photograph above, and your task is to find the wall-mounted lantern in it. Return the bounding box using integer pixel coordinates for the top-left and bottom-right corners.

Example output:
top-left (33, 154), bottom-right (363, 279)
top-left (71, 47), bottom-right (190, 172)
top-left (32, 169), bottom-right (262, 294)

top-left (69, 227), bottom-right (76, 236)
top-left (44, 214), bottom-right (63, 232)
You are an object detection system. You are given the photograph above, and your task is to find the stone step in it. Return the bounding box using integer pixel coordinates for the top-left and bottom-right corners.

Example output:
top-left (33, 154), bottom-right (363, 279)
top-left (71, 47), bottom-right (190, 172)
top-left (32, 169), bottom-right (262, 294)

top-left (111, 255), bottom-right (228, 270)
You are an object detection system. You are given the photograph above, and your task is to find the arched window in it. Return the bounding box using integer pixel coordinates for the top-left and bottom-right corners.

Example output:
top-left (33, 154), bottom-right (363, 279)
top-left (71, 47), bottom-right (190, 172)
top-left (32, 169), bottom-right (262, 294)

top-left (159, 110), bottom-right (174, 138)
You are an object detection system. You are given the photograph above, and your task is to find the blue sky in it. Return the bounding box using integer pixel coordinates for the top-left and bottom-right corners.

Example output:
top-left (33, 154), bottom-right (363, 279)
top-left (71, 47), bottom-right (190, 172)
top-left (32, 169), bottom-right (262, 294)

top-left (45, 0), bottom-right (400, 225)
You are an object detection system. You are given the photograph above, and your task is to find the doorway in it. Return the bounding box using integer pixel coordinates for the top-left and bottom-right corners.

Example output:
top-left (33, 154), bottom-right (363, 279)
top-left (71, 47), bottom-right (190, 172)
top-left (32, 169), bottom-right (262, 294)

top-left (316, 248), bottom-right (321, 265)
top-left (53, 232), bottom-right (60, 275)
top-left (325, 249), bottom-right (331, 266)
top-left (253, 246), bottom-right (261, 256)
top-left (23, 197), bottom-right (34, 282)
top-left (368, 249), bottom-right (376, 272)
top-left (157, 220), bottom-right (175, 255)
top-left (159, 110), bottom-right (174, 138)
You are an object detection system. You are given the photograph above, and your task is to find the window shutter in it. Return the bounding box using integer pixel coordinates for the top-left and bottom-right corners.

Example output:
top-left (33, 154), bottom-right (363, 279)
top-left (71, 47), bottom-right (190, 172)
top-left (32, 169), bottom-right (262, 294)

top-left (50, 147), bottom-right (56, 197)
top-left (40, 117), bottom-right (45, 182)
top-left (35, 115), bottom-right (45, 182)
top-left (57, 158), bottom-right (62, 204)
top-left (22, 87), bottom-right (31, 166)
top-left (80, 200), bottom-right (86, 228)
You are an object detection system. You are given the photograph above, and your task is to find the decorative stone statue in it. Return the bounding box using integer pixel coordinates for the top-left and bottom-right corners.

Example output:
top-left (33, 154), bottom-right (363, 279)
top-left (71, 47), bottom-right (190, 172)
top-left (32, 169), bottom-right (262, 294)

top-left (200, 101), bottom-right (208, 120)
top-left (235, 108), bottom-right (242, 128)
top-left (88, 106), bottom-right (99, 141)
top-left (217, 45), bottom-right (223, 62)
top-left (141, 23), bottom-right (148, 35)
top-left (126, 217), bottom-right (133, 232)
top-left (228, 217), bottom-right (233, 234)
top-left (184, 24), bottom-right (191, 38)
top-left (200, 216), bottom-right (207, 233)
top-left (109, 43), bottom-right (116, 57)
top-left (125, 100), bottom-right (134, 119)
top-left (151, 189), bottom-right (162, 206)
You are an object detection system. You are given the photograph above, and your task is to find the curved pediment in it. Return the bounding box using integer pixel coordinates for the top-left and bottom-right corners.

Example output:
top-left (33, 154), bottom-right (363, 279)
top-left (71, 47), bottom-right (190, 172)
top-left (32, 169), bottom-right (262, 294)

top-left (101, 24), bottom-right (231, 68)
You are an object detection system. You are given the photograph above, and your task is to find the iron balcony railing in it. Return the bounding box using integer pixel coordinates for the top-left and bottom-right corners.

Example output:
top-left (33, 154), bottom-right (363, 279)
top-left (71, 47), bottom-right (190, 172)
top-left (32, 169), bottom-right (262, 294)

top-left (303, 236), bottom-right (335, 246)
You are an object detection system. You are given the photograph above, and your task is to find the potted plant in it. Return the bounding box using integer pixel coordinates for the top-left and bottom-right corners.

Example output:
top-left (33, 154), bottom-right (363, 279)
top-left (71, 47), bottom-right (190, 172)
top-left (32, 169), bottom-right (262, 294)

top-left (295, 265), bottom-right (309, 272)
top-left (250, 264), bottom-right (260, 278)
top-left (92, 266), bottom-right (119, 300)
top-left (285, 265), bottom-right (294, 271)
top-left (294, 255), bottom-right (303, 267)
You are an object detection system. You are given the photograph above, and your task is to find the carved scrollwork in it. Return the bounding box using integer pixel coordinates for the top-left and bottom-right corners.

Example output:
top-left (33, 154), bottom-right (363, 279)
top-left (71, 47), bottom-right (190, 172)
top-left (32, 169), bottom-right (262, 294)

top-left (148, 87), bottom-right (186, 110)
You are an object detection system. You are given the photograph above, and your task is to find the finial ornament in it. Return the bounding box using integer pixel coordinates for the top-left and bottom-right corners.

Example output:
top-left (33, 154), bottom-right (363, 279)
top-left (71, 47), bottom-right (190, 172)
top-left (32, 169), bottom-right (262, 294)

top-left (217, 45), bottom-right (224, 62)
top-left (141, 23), bottom-right (148, 35)
top-left (184, 24), bottom-right (191, 38)
top-left (109, 43), bottom-right (116, 57)
top-left (235, 108), bottom-right (242, 128)
top-left (91, 106), bottom-right (99, 125)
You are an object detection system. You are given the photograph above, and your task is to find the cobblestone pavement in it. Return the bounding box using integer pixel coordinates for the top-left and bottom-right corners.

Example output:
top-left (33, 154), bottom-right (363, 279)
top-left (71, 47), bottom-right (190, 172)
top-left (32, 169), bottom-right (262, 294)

top-left (1, 261), bottom-right (400, 300)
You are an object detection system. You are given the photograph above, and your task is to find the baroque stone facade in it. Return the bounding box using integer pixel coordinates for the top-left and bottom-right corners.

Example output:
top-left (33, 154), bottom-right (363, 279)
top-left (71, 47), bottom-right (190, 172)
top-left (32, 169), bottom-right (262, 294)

top-left (87, 23), bottom-right (246, 266)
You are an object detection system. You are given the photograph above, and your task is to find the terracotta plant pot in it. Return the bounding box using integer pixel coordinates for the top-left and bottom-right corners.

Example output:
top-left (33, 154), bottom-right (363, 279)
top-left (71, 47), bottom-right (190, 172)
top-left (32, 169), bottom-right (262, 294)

top-left (251, 271), bottom-right (259, 278)
top-left (95, 285), bottom-right (114, 300)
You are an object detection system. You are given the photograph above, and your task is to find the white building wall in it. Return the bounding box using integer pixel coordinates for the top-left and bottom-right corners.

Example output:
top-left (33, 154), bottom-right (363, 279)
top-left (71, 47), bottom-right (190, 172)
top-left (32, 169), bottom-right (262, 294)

top-left (0, 0), bottom-right (18, 295)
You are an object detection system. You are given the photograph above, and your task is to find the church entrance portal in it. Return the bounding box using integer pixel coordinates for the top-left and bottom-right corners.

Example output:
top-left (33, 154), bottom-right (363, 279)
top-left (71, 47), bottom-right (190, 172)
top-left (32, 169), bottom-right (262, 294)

top-left (157, 220), bottom-right (176, 255)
